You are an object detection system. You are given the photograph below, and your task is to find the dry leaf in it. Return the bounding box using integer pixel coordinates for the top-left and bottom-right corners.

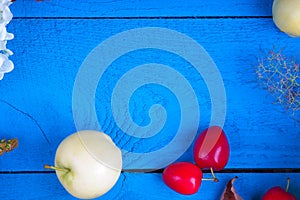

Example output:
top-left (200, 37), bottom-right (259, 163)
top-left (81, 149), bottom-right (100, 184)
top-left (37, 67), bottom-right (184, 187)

top-left (0, 138), bottom-right (18, 155)
top-left (220, 176), bottom-right (243, 200)
top-left (0, 139), bottom-right (6, 155)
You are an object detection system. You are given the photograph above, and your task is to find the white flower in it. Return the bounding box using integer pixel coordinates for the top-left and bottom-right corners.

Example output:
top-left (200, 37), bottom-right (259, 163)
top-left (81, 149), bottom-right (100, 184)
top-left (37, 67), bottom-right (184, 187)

top-left (0, 53), bottom-right (13, 80)
top-left (0, 5), bottom-right (13, 24)
top-left (0, 0), bottom-right (13, 81)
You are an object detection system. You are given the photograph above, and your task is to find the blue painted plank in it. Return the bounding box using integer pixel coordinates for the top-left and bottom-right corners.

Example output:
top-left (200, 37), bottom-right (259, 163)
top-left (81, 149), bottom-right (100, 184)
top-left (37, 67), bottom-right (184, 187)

top-left (1, 173), bottom-right (300, 199)
top-left (1, 19), bottom-right (300, 171)
top-left (10, 0), bottom-right (273, 17)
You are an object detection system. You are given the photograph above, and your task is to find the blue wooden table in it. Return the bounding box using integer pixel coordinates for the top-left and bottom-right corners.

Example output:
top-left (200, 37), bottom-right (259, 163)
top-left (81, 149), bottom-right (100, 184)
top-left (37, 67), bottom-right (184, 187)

top-left (1, 0), bottom-right (300, 199)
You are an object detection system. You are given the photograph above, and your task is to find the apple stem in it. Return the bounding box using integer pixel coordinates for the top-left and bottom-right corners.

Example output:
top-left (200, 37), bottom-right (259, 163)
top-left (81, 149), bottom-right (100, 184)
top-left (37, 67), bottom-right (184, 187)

top-left (286, 177), bottom-right (290, 192)
top-left (202, 168), bottom-right (219, 182)
top-left (210, 167), bottom-right (219, 182)
top-left (202, 178), bottom-right (219, 182)
top-left (44, 164), bottom-right (70, 173)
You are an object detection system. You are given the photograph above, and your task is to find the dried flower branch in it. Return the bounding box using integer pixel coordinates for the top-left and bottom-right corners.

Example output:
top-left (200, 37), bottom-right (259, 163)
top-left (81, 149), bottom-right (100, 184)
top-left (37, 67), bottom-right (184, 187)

top-left (0, 138), bottom-right (18, 155)
top-left (256, 49), bottom-right (300, 122)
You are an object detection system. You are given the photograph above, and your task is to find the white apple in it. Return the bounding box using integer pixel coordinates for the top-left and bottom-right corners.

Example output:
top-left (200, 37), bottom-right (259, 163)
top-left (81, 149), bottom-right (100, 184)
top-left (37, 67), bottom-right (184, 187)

top-left (272, 0), bottom-right (300, 37)
top-left (45, 130), bottom-right (122, 199)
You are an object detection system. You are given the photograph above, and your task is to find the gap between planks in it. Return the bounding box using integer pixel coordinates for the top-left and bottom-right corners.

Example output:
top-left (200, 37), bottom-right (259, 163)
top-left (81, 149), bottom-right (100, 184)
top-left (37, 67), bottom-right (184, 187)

top-left (1, 168), bottom-right (300, 174)
top-left (12, 16), bottom-right (272, 20)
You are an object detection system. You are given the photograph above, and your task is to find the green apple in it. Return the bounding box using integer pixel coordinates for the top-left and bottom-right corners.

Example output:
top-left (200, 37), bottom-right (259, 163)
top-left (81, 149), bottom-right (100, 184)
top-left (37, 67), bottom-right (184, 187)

top-left (45, 130), bottom-right (122, 199)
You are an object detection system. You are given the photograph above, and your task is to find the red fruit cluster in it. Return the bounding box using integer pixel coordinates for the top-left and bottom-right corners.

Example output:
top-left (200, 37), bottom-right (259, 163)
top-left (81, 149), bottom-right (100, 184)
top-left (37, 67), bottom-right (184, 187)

top-left (162, 126), bottom-right (298, 199)
top-left (162, 126), bottom-right (230, 195)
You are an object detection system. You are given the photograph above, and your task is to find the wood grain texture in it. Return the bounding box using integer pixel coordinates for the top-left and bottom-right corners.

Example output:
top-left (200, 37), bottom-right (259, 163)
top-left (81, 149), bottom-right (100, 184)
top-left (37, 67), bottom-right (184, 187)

top-left (10, 0), bottom-right (273, 18)
top-left (1, 19), bottom-right (299, 171)
top-left (1, 1), bottom-right (300, 200)
top-left (1, 172), bottom-right (300, 199)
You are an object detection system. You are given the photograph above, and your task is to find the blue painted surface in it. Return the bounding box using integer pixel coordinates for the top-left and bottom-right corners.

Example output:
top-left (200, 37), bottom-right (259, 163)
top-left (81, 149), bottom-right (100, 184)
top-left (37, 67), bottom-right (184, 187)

top-left (2, 173), bottom-right (300, 199)
top-left (11, 0), bottom-right (273, 17)
top-left (1, 0), bottom-right (300, 199)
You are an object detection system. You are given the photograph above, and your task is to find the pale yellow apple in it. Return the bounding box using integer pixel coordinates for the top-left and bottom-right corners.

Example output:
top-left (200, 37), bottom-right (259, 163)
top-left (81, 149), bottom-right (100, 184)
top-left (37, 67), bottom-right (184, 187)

top-left (52, 130), bottom-right (122, 199)
top-left (272, 0), bottom-right (300, 37)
